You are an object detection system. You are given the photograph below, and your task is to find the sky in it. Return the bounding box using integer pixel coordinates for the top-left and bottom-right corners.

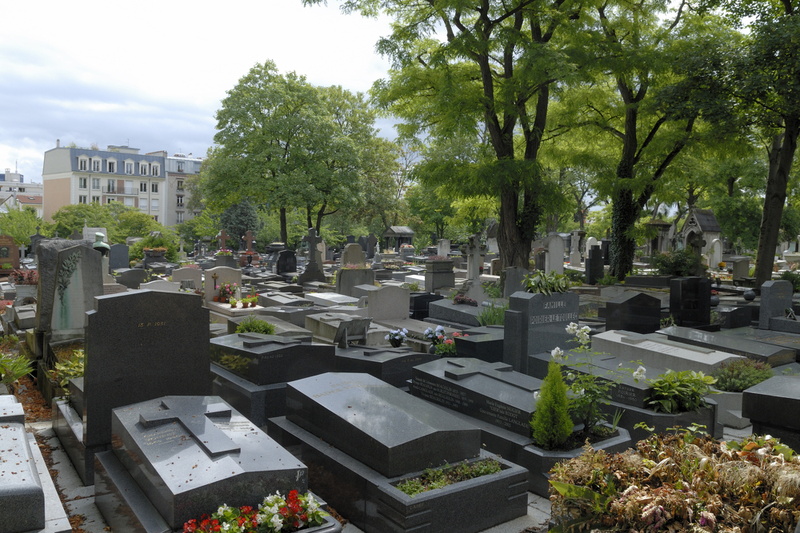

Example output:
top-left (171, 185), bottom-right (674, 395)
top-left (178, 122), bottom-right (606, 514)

top-left (0, 0), bottom-right (395, 184)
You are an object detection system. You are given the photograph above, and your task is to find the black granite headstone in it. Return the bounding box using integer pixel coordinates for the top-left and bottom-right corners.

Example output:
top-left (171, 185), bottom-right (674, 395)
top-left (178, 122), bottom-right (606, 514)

top-left (669, 276), bottom-right (711, 327)
top-left (285, 372), bottom-right (481, 477)
top-left (605, 292), bottom-right (661, 334)
top-left (586, 245), bottom-right (604, 285)
top-left (276, 249), bottom-right (297, 275)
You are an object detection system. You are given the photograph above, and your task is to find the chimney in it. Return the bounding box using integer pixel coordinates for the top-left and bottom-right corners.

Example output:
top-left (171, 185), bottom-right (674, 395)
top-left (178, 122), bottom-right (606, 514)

top-left (56, 139), bottom-right (60, 148)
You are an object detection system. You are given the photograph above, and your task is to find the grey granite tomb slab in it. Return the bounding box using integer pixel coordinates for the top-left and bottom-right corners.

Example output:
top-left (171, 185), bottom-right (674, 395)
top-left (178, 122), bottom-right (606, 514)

top-left (285, 372), bottom-right (481, 477)
top-left (716, 327), bottom-right (800, 360)
top-left (411, 358), bottom-right (541, 436)
top-left (742, 375), bottom-right (800, 450)
top-left (759, 279), bottom-right (794, 329)
top-left (658, 325), bottom-right (795, 366)
top-left (333, 345), bottom-right (436, 388)
top-left (0, 417), bottom-right (45, 533)
top-left (98, 395), bottom-right (307, 530)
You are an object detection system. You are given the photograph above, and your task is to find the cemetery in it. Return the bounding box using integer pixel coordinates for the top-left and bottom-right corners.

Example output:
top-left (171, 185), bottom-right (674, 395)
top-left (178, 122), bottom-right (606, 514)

top-left (4, 219), bottom-right (800, 533)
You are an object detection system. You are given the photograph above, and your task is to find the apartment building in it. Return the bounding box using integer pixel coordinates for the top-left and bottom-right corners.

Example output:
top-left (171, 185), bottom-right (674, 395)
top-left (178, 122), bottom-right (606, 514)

top-left (0, 169), bottom-right (44, 217)
top-left (42, 142), bottom-right (166, 222)
top-left (164, 153), bottom-right (203, 226)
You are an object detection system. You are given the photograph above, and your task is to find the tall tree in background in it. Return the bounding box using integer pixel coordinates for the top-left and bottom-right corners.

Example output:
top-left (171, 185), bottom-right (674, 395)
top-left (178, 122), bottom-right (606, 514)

top-left (304, 0), bottom-right (586, 269)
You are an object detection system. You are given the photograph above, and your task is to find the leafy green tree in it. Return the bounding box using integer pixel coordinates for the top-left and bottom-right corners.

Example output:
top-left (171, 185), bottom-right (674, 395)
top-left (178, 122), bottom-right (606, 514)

top-left (305, 0), bottom-right (585, 270)
top-left (220, 199), bottom-right (260, 250)
top-left (109, 210), bottom-right (163, 243)
top-left (51, 204), bottom-right (116, 240)
top-left (405, 183), bottom-right (455, 241)
top-left (0, 206), bottom-right (46, 246)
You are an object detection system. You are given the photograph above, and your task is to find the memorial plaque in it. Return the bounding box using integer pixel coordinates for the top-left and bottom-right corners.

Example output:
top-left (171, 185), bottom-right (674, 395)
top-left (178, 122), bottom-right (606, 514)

top-left (106, 396), bottom-right (306, 529)
top-left (286, 372), bottom-right (481, 477)
top-left (411, 358), bottom-right (541, 436)
top-left (660, 325), bottom-right (795, 366)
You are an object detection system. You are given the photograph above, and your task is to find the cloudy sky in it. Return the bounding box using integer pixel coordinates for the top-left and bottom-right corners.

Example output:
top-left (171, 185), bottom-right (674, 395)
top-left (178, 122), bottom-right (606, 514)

top-left (0, 0), bottom-right (394, 184)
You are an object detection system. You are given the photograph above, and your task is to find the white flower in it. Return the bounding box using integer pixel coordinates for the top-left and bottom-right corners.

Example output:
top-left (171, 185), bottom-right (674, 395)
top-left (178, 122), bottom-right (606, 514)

top-left (533, 391), bottom-right (540, 400)
top-left (270, 514), bottom-right (284, 530)
top-left (385, 334), bottom-right (390, 340)
top-left (633, 365), bottom-right (647, 382)
top-left (567, 372), bottom-right (575, 380)
top-left (565, 322), bottom-right (579, 335)
top-left (551, 347), bottom-right (564, 362)
top-left (575, 388), bottom-right (584, 396)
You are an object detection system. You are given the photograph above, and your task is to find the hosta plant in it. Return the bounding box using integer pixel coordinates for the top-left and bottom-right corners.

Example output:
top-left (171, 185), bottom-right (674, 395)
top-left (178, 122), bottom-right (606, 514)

top-left (645, 369), bottom-right (716, 413)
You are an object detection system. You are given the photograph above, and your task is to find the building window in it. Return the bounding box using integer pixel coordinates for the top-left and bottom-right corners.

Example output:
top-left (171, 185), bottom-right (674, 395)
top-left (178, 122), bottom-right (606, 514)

top-left (177, 162), bottom-right (184, 173)
top-left (123, 197), bottom-right (134, 207)
top-left (78, 158), bottom-right (87, 171)
top-left (152, 199), bottom-right (159, 210)
top-left (151, 183), bottom-right (158, 193)
top-left (125, 162), bottom-right (133, 174)
top-left (78, 195), bottom-right (87, 204)
top-left (140, 181), bottom-right (147, 193)
top-left (176, 195), bottom-right (184, 206)
top-left (108, 161), bottom-right (116, 173)
top-left (91, 178), bottom-right (100, 190)
top-left (107, 198), bottom-right (115, 204)
top-left (91, 196), bottom-right (100, 204)
top-left (140, 163), bottom-right (147, 175)
top-left (107, 179), bottom-right (116, 193)
top-left (153, 215), bottom-right (158, 222)
top-left (92, 159), bottom-right (100, 172)
top-left (140, 198), bottom-right (149, 210)
top-left (176, 179), bottom-right (184, 191)
top-left (78, 177), bottom-right (87, 189)
top-left (151, 165), bottom-right (159, 176)
top-left (176, 211), bottom-right (184, 223)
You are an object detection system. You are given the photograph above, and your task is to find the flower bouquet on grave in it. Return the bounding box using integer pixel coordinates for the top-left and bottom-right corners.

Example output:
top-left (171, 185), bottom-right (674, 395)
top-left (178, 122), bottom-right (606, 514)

top-left (216, 248), bottom-right (233, 257)
top-left (385, 328), bottom-right (408, 348)
top-left (183, 490), bottom-right (329, 533)
top-left (423, 325), bottom-right (446, 346)
top-left (218, 282), bottom-right (237, 303)
top-left (433, 332), bottom-right (468, 356)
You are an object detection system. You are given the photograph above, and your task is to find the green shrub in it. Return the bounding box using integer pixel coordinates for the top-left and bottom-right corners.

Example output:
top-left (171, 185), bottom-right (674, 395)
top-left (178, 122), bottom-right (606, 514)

top-left (652, 249), bottom-right (707, 277)
top-left (563, 269), bottom-right (585, 284)
top-left (530, 361), bottom-right (573, 449)
top-left (482, 281), bottom-right (502, 298)
top-left (235, 316), bottom-right (276, 335)
top-left (645, 370), bottom-right (716, 413)
top-left (51, 349), bottom-right (85, 393)
top-left (395, 459), bottom-right (502, 497)
top-left (524, 271), bottom-right (570, 295)
top-left (712, 359), bottom-right (773, 392)
top-left (477, 302), bottom-right (508, 326)
top-left (0, 352), bottom-right (31, 386)
top-left (780, 271), bottom-right (800, 292)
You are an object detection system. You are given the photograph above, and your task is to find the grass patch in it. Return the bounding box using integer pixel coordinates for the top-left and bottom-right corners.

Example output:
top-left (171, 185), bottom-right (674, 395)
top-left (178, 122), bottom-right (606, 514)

top-left (395, 459), bottom-right (503, 497)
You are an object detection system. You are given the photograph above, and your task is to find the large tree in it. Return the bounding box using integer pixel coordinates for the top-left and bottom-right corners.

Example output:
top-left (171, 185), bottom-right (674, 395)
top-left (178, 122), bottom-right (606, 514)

top-left (305, 0), bottom-right (586, 269)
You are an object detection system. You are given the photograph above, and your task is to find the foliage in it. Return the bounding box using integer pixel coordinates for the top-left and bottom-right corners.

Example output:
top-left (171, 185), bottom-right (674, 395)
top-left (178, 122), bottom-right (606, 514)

top-left (477, 302), bottom-right (508, 326)
top-left (549, 431), bottom-right (800, 532)
top-left (531, 360), bottom-right (574, 450)
top-left (50, 203), bottom-right (116, 239)
top-left (596, 274), bottom-right (618, 287)
top-left (128, 231), bottom-right (179, 263)
top-left (0, 206), bottom-right (46, 246)
top-left (395, 459), bottom-right (502, 497)
top-left (433, 332), bottom-right (467, 356)
top-left (220, 199), bottom-right (260, 250)
top-left (384, 328), bottom-right (408, 345)
top-left (481, 281), bottom-right (502, 299)
top-left (9, 269), bottom-right (38, 285)
top-left (0, 351), bottom-right (31, 386)
top-left (563, 269), bottom-right (585, 285)
top-left (780, 270), bottom-right (800, 292)
top-left (182, 490), bottom-right (328, 533)
top-left (423, 325), bottom-right (446, 346)
top-left (50, 349), bottom-right (85, 392)
top-left (217, 282), bottom-right (238, 301)
top-left (235, 316), bottom-right (276, 336)
top-left (111, 210), bottom-right (163, 243)
top-left (524, 271), bottom-right (571, 295)
top-left (452, 294), bottom-right (477, 306)
top-left (712, 358), bottom-right (773, 393)
top-left (404, 183), bottom-right (456, 241)
top-left (652, 249), bottom-right (707, 277)
top-left (645, 370), bottom-right (716, 413)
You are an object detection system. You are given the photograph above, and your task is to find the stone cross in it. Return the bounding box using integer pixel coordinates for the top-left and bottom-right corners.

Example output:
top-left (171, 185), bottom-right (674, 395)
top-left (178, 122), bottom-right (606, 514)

top-left (443, 359), bottom-right (538, 392)
top-left (244, 230), bottom-right (255, 253)
top-left (217, 229), bottom-right (230, 250)
top-left (302, 227), bottom-right (320, 254)
top-left (138, 398), bottom-right (240, 457)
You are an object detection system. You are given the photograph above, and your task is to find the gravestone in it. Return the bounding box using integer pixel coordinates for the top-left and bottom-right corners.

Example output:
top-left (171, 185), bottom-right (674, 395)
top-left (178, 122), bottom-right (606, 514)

top-left (601, 238), bottom-right (611, 265)
top-left (708, 238), bottom-right (723, 268)
top-left (0, 234), bottom-right (20, 271)
top-left (29, 228), bottom-right (45, 260)
top-left (298, 228), bottom-right (326, 284)
top-left (340, 243), bottom-right (366, 267)
top-left (759, 280), bottom-right (794, 330)
top-left (366, 233), bottom-right (378, 259)
top-left (352, 284), bottom-right (410, 320)
top-left (669, 276), bottom-right (711, 327)
top-left (336, 267), bottom-right (375, 297)
top-left (424, 258), bottom-right (455, 293)
top-left (52, 290), bottom-right (211, 484)
top-left (659, 325), bottom-right (795, 366)
top-left (276, 249), bottom-right (297, 276)
top-left (139, 279), bottom-right (180, 292)
top-left (107, 243), bottom-right (129, 272)
top-left (605, 291), bottom-right (662, 333)
top-left (113, 268), bottom-right (148, 289)
top-left (437, 238), bottom-right (450, 257)
top-left (171, 266), bottom-right (203, 291)
top-left (94, 395), bottom-right (307, 530)
top-left (204, 266), bottom-right (242, 307)
top-left (35, 239), bottom-right (93, 339)
top-left (50, 245), bottom-right (103, 343)
top-left (465, 233), bottom-right (484, 280)
top-left (569, 229), bottom-right (584, 266)
top-left (269, 372), bottom-right (527, 533)
top-left (82, 226), bottom-right (108, 242)
top-left (411, 358), bottom-right (541, 436)
top-left (585, 236), bottom-right (598, 256)
top-left (742, 376), bottom-right (800, 450)
top-left (543, 233), bottom-right (565, 274)
top-left (334, 346), bottom-right (435, 388)
top-left (585, 245), bottom-right (604, 285)
top-left (503, 290), bottom-right (579, 374)
top-left (409, 292), bottom-right (443, 320)
top-left (503, 266), bottom-right (529, 298)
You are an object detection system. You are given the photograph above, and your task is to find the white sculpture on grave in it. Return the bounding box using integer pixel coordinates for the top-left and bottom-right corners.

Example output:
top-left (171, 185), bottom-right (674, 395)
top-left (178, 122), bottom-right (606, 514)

top-left (543, 233), bottom-right (565, 274)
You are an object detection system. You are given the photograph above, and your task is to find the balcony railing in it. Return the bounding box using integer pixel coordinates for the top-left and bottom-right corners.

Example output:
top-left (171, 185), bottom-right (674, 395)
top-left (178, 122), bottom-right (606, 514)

top-left (103, 186), bottom-right (138, 195)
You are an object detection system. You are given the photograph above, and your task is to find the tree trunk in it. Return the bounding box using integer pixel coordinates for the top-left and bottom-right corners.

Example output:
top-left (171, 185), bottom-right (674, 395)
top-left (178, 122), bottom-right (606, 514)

top-left (279, 207), bottom-right (288, 244)
top-left (755, 119), bottom-right (800, 286)
top-left (497, 184), bottom-right (531, 269)
top-left (610, 188), bottom-right (639, 280)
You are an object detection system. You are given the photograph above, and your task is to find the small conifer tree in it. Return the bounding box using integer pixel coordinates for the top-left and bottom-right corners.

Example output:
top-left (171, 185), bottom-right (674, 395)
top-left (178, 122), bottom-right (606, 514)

top-left (531, 360), bottom-right (573, 449)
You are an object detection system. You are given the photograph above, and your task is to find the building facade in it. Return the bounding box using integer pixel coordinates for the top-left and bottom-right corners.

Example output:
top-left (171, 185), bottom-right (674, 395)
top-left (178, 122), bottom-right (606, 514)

top-left (164, 153), bottom-right (203, 227)
top-left (42, 142), bottom-right (167, 222)
top-left (0, 169), bottom-right (44, 217)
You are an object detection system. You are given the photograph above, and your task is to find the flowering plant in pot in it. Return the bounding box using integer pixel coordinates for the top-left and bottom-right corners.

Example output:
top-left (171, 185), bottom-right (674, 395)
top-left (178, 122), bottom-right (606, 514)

top-left (218, 282), bottom-right (237, 302)
top-left (434, 332), bottom-right (468, 356)
top-left (385, 328), bottom-right (408, 348)
top-left (183, 490), bottom-right (329, 533)
top-left (215, 248), bottom-right (233, 257)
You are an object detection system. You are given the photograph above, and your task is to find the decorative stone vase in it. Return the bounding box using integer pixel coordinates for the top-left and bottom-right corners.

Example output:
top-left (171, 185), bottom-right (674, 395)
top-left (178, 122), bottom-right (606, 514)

top-left (743, 289), bottom-right (756, 301)
top-left (389, 338), bottom-right (403, 348)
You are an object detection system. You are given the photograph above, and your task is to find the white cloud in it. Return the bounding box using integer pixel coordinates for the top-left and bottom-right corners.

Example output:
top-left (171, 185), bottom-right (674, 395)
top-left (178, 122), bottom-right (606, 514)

top-left (0, 0), bottom-right (394, 182)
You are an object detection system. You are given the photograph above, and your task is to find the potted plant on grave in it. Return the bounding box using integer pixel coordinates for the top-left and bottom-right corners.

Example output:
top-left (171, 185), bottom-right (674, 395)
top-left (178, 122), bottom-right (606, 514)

top-left (229, 297), bottom-right (238, 309)
top-left (385, 328), bottom-right (408, 348)
top-left (433, 332), bottom-right (468, 356)
top-left (182, 490), bottom-right (336, 533)
top-left (423, 325), bottom-right (446, 353)
top-left (710, 358), bottom-right (772, 429)
top-left (217, 282), bottom-right (237, 303)
top-left (526, 323), bottom-right (632, 497)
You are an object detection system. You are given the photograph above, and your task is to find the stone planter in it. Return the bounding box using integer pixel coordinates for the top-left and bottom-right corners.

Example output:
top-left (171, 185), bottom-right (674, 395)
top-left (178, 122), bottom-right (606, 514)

top-left (215, 255), bottom-right (237, 268)
top-left (521, 425), bottom-right (632, 497)
top-left (425, 259), bottom-right (454, 273)
top-left (37, 359), bottom-right (64, 404)
top-left (604, 400), bottom-right (720, 444)
top-left (425, 260), bottom-right (455, 293)
top-left (712, 389), bottom-right (750, 429)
